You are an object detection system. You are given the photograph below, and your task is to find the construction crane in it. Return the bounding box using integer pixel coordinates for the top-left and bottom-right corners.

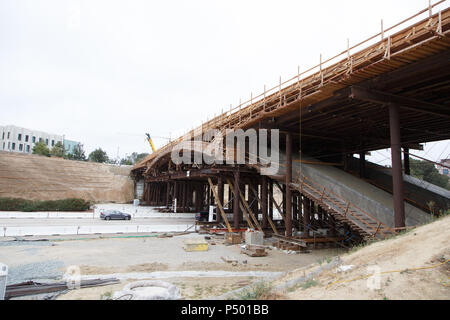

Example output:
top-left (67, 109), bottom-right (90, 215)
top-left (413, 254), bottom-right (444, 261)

top-left (146, 133), bottom-right (156, 153)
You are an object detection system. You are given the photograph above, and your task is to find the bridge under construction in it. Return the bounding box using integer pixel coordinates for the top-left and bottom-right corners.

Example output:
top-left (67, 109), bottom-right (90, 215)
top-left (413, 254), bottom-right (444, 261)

top-left (132, 3), bottom-right (450, 249)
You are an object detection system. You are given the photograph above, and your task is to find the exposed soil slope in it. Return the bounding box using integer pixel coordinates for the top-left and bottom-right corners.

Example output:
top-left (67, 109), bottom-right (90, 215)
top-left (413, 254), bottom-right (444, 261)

top-left (0, 151), bottom-right (134, 203)
top-left (275, 215), bottom-right (450, 300)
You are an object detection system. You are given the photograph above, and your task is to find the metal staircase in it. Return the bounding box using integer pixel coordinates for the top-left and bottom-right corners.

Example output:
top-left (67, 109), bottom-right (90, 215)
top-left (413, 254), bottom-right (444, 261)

top-left (291, 174), bottom-right (396, 241)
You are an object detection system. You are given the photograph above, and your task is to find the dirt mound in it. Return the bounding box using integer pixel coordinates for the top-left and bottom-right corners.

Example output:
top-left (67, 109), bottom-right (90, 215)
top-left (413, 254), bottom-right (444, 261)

top-left (0, 151), bottom-right (134, 203)
top-left (275, 215), bottom-right (450, 300)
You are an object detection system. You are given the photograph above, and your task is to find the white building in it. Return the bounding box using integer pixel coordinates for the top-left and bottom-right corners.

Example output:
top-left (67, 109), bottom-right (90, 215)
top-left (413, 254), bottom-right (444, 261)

top-left (0, 125), bottom-right (64, 154)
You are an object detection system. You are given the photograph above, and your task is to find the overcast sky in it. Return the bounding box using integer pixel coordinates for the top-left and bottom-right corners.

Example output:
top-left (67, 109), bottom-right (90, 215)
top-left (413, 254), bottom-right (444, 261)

top-left (1, 0), bottom-right (449, 165)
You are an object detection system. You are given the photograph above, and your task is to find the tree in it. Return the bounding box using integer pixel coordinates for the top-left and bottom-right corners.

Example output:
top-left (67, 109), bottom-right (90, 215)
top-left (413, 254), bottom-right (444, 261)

top-left (32, 141), bottom-right (50, 157)
top-left (120, 157), bottom-right (133, 165)
top-left (410, 159), bottom-right (449, 189)
top-left (119, 152), bottom-right (149, 165)
top-left (135, 153), bottom-right (149, 163)
top-left (88, 148), bottom-right (109, 163)
top-left (66, 143), bottom-right (87, 161)
top-left (50, 141), bottom-right (66, 158)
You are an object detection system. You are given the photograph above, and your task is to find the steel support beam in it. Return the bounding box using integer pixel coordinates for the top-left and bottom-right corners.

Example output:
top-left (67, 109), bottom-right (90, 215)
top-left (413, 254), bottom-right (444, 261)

top-left (403, 148), bottom-right (410, 175)
top-left (348, 86), bottom-right (450, 119)
top-left (389, 104), bottom-right (406, 228)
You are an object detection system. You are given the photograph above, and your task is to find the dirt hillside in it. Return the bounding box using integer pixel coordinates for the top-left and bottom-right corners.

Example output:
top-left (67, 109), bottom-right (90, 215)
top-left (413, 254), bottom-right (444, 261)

top-left (0, 151), bottom-right (134, 203)
top-left (274, 215), bottom-right (450, 300)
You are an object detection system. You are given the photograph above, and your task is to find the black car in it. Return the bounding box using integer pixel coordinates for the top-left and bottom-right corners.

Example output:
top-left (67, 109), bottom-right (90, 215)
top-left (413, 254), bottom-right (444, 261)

top-left (100, 210), bottom-right (131, 221)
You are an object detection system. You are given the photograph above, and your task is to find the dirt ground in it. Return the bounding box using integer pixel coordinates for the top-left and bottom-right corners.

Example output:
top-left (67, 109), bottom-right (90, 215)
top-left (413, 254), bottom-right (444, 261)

top-left (58, 277), bottom-right (256, 300)
top-left (273, 215), bottom-right (450, 300)
top-left (0, 232), bottom-right (345, 300)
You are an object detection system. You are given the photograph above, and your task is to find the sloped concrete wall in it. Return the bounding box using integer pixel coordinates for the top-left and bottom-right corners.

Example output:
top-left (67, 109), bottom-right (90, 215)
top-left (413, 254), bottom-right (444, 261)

top-left (264, 152), bottom-right (430, 227)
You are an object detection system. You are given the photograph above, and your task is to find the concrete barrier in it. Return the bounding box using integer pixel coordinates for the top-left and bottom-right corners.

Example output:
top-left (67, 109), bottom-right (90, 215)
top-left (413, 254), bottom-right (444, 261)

top-left (1, 224), bottom-right (194, 237)
top-left (4, 226), bottom-right (79, 237)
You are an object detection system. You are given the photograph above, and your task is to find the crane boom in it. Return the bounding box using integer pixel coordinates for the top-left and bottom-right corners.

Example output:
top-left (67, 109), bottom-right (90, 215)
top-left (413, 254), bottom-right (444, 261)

top-left (145, 133), bottom-right (156, 153)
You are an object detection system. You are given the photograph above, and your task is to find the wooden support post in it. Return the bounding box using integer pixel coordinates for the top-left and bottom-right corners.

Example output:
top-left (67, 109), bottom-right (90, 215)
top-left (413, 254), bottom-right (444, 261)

top-left (359, 152), bottom-right (366, 178)
top-left (261, 176), bottom-right (268, 229)
top-left (217, 177), bottom-right (224, 223)
top-left (269, 181), bottom-right (273, 221)
top-left (303, 195), bottom-right (311, 238)
top-left (181, 182), bottom-right (186, 212)
top-left (403, 148), bottom-right (410, 175)
top-left (228, 179), bottom-right (262, 231)
top-left (233, 170), bottom-right (241, 229)
top-left (285, 132), bottom-right (293, 237)
top-left (165, 181), bottom-right (170, 208)
top-left (173, 181), bottom-right (177, 212)
top-left (208, 178), bottom-right (232, 232)
top-left (389, 104), bottom-right (406, 229)
top-left (206, 183), bottom-right (210, 207)
top-left (195, 184), bottom-right (202, 211)
top-left (299, 194), bottom-right (303, 231)
top-left (248, 182), bottom-right (278, 235)
top-left (226, 178), bottom-right (255, 229)
top-left (329, 214), bottom-right (337, 237)
top-left (293, 194), bottom-right (298, 225)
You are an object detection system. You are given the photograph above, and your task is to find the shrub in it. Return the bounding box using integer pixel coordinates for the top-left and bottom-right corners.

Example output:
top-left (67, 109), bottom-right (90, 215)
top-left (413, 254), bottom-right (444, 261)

top-left (0, 198), bottom-right (90, 212)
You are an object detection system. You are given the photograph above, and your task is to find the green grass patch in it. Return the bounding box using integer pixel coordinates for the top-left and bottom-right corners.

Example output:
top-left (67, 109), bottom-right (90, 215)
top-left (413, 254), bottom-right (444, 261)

top-left (0, 197), bottom-right (91, 212)
top-left (232, 282), bottom-right (274, 300)
top-left (300, 279), bottom-right (318, 290)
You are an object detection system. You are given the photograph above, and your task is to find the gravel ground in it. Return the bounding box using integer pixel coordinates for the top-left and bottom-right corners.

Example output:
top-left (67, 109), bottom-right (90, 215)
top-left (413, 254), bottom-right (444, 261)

top-left (6, 260), bottom-right (65, 285)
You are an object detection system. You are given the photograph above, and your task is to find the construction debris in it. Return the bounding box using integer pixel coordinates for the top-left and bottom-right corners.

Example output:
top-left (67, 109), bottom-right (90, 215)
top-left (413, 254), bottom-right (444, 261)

top-left (225, 232), bottom-right (242, 245)
top-left (221, 256), bottom-right (238, 264)
top-left (5, 278), bottom-right (120, 299)
top-left (241, 244), bottom-right (267, 257)
top-left (182, 239), bottom-right (208, 252)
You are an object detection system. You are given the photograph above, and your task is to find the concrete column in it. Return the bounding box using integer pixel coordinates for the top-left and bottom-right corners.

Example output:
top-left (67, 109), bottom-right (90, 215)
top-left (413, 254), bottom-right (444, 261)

top-left (389, 104), bottom-right (406, 228)
top-left (233, 170), bottom-right (241, 229)
top-left (285, 132), bottom-right (292, 237)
